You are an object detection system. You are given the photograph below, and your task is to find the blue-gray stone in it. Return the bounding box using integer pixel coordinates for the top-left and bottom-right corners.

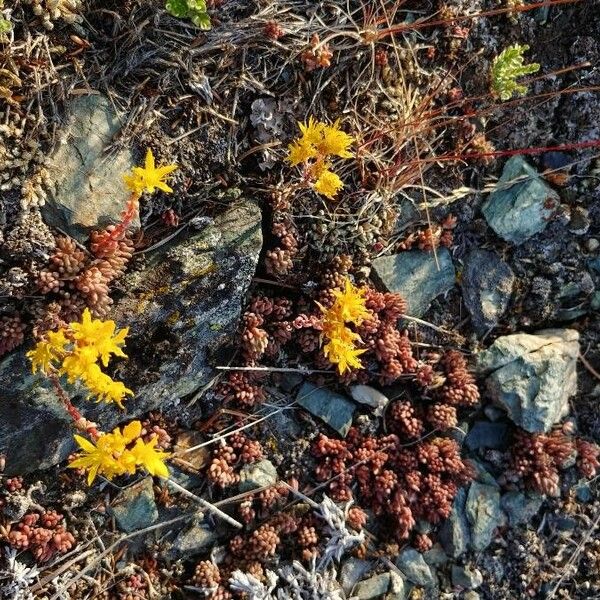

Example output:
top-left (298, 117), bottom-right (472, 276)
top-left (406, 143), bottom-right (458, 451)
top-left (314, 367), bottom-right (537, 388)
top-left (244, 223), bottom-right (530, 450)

top-left (110, 477), bottom-right (158, 533)
top-left (371, 248), bottom-right (455, 317)
top-left (423, 544), bottom-right (448, 567)
top-left (296, 381), bottom-right (356, 437)
top-left (354, 573), bottom-right (391, 599)
top-left (576, 484), bottom-right (592, 503)
top-left (238, 460), bottom-right (278, 492)
top-left (169, 517), bottom-right (220, 559)
top-left (465, 422), bottom-right (510, 451)
top-left (482, 156), bottom-right (559, 245)
top-left (477, 329), bottom-right (579, 433)
top-left (461, 249), bottom-right (515, 335)
top-left (396, 548), bottom-right (436, 588)
top-left (465, 482), bottom-right (503, 552)
top-left (588, 257), bottom-right (600, 274)
top-left (591, 291), bottom-right (600, 312)
top-left (500, 491), bottom-right (543, 526)
top-left (340, 558), bottom-right (373, 594)
top-left (439, 487), bottom-right (471, 558)
top-left (451, 565), bottom-right (483, 590)
top-left (42, 95), bottom-right (136, 241)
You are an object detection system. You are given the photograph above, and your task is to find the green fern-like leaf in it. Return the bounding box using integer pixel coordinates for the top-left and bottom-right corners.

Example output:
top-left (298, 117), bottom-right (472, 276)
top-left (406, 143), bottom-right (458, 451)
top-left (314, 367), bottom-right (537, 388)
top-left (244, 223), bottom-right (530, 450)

top-left (165, 0), bottom-right (211, 30)
top-left (491, 44), bottom-right (540, 101)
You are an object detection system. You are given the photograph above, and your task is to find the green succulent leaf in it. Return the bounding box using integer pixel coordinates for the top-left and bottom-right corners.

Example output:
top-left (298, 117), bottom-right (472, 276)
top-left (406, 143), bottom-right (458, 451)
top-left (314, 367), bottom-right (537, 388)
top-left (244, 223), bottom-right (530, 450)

top-left (165, 0), bottom-right (211, 30)
top-left (165, 0), bottom-right (189, 18)
top-left (0, 15), bottom-right (11, 35)
top-left (491, 44), bottom-right (540, 101)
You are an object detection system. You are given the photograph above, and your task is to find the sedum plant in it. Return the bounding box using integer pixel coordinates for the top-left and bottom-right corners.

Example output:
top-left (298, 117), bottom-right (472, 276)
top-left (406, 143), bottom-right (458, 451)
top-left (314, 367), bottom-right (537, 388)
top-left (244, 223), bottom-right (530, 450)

top-left (25, 148), bottom-right (178, 485)
top-left (27, 308), bottom-right (133, 408)
top-left (491, 44), bottom-right (540, 101)
top-left (70, 420), bottom-right (170, 485)
top-left (165, 0), bottom-right (211, 30)
top-left (318, 277), bottom-right (370, 374)
top-left (287, 117), bottom-right (355, 200)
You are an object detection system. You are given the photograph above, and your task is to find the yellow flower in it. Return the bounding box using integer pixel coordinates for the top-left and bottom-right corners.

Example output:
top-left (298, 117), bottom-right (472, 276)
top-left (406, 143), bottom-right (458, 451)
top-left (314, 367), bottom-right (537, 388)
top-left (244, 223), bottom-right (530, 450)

top-left (26, 329), bottom-right (69, 374)
top-left (61, 346), bottom-right (97, 383)
top-left (329, 278), bottom-right (370, 325)
top-left (69, 421), bottom-right (169, 485)
top-left (298, 116), bottom-right (326, 146)
top-left (69, 432), bottom-right (128, 485)
top-left (123, 149), bottom-right (178, 195)
top-left (319, 121), bottom-right (355, 158)
top-left (70, 308), bottom-right (128, 367)
top-left (319, 311), bottom-right (360, 344)
top-left (81, 364), bottom-right (133, 408)
top-left (130, 437), bottom-right (170, 478)
top-left (323, 337), bottom-right (366, 374)
top-left (314, 168), bottom-right (343, 199)
top-left (288, 137), bottom-right (317, 166)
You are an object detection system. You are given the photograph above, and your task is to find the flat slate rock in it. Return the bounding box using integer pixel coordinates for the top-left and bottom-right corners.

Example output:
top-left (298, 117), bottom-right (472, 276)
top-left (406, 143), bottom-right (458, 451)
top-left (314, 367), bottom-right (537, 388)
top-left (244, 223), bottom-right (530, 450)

top-left (371, 248), bottom-right (455, 317)
top-left (296, 381), bottom-right (356, 437)
top-left (465, 482), bottom-right (504, 552)
top-left (477, 329), bottom-right (579, 433)
top-left (42, 95), bottom-right (136, 241)
top-left (439, 487), bottom-right (471, 558)
top-left (461, 249), bottom-right (515, 335)
top-left (482, 156), bottom-right (559, 245)
top-left (0, 201), bottom-right (262, 475)
top-left (110, 477), bottom-right (157, 533)
top-left (465, 422), bottom-right (510, 451)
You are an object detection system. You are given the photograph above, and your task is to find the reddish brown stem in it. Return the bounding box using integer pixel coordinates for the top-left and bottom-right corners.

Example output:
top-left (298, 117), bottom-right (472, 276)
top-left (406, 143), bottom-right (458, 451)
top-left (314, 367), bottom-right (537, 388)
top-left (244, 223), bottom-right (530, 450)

top-left (49, 373), bottom-right (100, 440)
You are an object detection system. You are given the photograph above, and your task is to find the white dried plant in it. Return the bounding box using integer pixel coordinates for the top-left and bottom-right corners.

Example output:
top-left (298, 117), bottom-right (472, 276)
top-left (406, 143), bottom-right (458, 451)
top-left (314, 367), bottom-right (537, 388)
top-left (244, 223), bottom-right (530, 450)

top-left (0, 548), bottom-right (40, 600)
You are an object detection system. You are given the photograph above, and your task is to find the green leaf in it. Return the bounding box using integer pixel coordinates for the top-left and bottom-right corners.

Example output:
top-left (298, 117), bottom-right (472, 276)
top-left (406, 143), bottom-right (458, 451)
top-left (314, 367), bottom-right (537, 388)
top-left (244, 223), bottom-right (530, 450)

top-left (0, 16), bottom-right (11, 35)
top-left (190, 11), bottom-right (211, 30)
top-left (165, 0), bottom-right (190, 19)
top-left (165, 0), bottom-right (211, 30)
top-left (491, 43), bottom-right (540, 101)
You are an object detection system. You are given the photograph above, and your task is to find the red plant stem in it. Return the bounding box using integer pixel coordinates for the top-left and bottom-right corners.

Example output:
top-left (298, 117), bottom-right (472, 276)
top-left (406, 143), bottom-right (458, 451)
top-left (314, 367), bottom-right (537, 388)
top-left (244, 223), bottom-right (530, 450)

top-left (109, 192), bottom-right (140, 242)
top-left (376, 0), bottom-right (583, 39)
top-left (414, 139), bottom-right (600, 165)
top-left (49, 373), bottom-right (100, 441)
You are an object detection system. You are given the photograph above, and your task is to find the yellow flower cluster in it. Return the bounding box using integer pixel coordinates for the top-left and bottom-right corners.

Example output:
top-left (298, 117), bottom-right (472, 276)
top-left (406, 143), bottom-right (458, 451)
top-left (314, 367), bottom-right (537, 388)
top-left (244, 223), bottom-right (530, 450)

top-left (319, 277), bottom-right (371, 374)
top-left (27, 309), bottom-right (133, 408)
top-left (123, 148), bottom-right (178, 196)
top-left (287, 117), bottom-right (354, 199)
top-left (69, 420), bottom-right (170, 485)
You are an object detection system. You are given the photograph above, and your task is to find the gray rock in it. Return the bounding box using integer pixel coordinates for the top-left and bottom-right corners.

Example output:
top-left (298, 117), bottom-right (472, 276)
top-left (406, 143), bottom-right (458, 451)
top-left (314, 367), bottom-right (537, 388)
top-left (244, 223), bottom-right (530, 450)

top-left (465, 422), bottom-right (510, 451)
top-left (371, 248), bottom-right (455, 317)
top-left (423, 544), bottom-right (448, 567)
top-left (42, 95), bottom-right (136, 241)
top-left (461, 249), bottom-right (514, 334)
top-left (439, 488), bottom-right (471, 558)
top-left (110, 477), bottom-right (157, 533)
top-left (465, 482), bottom-right (503, 552)
top-left (481, 156), bottom-right (559, 245)
top-left (396, 548), bottom-right (436, 588)
top-left (168, 520), bottom-right (219, 559)
top-left (463, 592), bottom-right (481, 600)
top-left (576, 484), bottom-right (592, 503)
top-left (239, 460), bottom-right (278, 492)
top-left (451, 565), bottom-right (483, 590)
top-left (477, 329), bottom-right (579, 433)
top-left (501, 491), bottom-right (543, 526)
top-left (296, 381), bottom-right (356, 437)
top-left (0, 201), bottom-right (262, 475)
top-left (387, 571), bottom-right (408, 600)
top-left (354, 573), bottom-right (391, 599)
top-left (340, 558), bottom-right (373, 594)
